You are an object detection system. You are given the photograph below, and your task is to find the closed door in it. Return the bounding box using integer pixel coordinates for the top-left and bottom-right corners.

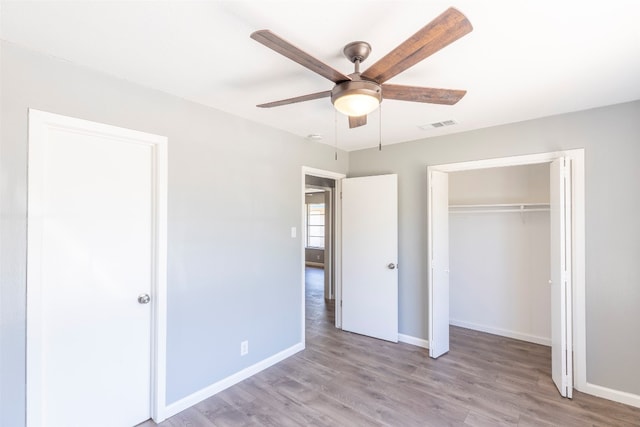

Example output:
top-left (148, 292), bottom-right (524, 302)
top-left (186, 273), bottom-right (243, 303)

top-left (27, 111), bottom-right (160, 426)
top-left (342, 174), bottom-right (398, 342)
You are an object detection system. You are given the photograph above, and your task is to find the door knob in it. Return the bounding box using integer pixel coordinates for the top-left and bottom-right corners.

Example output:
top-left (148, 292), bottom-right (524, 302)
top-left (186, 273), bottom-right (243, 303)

top-left (387, 263), bottom-right (396, 270)
top-left (138, 294), bottom-right (151, 304)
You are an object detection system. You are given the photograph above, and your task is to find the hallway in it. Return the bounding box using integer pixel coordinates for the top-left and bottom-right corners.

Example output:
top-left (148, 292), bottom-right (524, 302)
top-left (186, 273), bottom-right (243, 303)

top-left (304, 266), bottom-right (334, 335)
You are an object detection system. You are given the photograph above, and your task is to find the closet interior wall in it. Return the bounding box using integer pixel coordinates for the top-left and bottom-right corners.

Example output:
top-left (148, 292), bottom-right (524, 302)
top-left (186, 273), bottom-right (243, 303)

top-left (449, 163), bottom-right (552, 346)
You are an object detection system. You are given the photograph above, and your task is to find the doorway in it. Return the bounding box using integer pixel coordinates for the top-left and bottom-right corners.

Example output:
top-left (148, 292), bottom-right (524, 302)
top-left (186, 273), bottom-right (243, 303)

top-left (427, 150), bottom-right (586, 398)
top-left (301, 168), bottom-right (400, 344)
top-left (301, 167), bottom-right (345, 339)
top-left (304, 178), bottom-right (334, 302)
top-left (26, 110), bottom-right (168, 426)
top-left (304, 183), bottom-right (336, 335)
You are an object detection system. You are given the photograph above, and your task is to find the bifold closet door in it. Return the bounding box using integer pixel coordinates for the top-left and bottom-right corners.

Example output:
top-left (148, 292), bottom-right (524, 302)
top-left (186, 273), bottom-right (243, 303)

top-left (550, 157), bottom-right (573, 398)
top-left (429, 170), bottom-right (450, 358)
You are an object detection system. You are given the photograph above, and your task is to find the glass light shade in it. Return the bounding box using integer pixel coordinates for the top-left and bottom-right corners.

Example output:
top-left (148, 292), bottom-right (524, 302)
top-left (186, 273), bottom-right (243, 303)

top-left (333, 93), bottom-right (380, 117)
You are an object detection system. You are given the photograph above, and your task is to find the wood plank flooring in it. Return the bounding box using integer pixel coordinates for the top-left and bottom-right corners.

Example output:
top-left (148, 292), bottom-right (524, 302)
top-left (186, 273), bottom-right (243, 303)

top-left (144, 267), bottom-right (640, 426)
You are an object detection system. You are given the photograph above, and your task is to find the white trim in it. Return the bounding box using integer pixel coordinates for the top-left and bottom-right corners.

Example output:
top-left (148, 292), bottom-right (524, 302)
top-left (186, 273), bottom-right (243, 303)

top-left (579, 382), bottom-right (640, 409)
top-left (151, 131), bottom-right (168, 422)
top-left (427, 171), bottom-right (434, 356)
top-left (449, 319), bottom-right (551, 347)
top-left (302, 166), bottom-right (345, 335)
top-left (163, 343), bottom-right (304, 419)
top-left (398, 334), bottom-right (429, 349)
top-left (427, 149), bottom-right (587, 398)
top-left (571, 151), bottom-right (587, 394)
top-left (334, 178), bottom-right (343, 328)
top-left (26, 109), bottom-right (168, 425)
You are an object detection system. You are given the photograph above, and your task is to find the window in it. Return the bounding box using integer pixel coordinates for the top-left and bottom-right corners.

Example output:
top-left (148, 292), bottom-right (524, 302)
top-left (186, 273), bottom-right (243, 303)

top-left (306, 203), bottom-right (325, 248)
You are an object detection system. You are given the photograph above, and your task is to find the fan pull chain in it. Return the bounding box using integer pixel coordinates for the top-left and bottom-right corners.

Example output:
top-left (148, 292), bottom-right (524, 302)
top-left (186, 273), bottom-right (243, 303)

top-left (334, 110), bottom-right (338, 161)
top-left (378, 104), bottom-right (383, 151)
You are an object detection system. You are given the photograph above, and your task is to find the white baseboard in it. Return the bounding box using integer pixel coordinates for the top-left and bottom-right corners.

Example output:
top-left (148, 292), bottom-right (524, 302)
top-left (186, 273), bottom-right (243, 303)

top-left (578, 381), bottom-right (640, 409)
top-left (158, 342), bottom-right (305, 422)
top-left (450, 319), bottom-right (551, 347)
top-left (398, 333), bottom-right (429, 349)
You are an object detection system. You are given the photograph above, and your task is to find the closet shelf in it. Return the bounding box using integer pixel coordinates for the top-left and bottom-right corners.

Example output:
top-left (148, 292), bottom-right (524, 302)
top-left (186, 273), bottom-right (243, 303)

top-left (449, 203), bottom-right (550, 214)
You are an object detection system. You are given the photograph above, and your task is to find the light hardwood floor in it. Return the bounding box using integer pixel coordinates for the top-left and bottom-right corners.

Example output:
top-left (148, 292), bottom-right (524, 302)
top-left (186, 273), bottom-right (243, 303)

top-left (144, 267), bottom-right (640, 426)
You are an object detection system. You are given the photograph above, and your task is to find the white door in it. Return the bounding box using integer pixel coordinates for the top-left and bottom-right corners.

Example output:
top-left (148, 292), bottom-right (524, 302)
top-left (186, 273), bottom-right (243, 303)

top-left (550, 157), bottom-right (573, 398)
top-left (27, 111), bottom-right (163, 426)
top-left (428, 170), bottom-right (450, 358)
top-left (342, 174), bottom-right (398, 342)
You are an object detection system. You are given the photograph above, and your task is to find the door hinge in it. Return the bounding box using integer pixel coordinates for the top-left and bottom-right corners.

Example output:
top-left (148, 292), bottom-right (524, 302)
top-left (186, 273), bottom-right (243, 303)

top-left (560, 157), bottom-right (567, 177)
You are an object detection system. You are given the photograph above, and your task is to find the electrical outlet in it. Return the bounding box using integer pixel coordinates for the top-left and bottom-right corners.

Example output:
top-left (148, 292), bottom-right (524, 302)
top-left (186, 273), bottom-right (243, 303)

top-left (240, 340), bottom-right (249, 356)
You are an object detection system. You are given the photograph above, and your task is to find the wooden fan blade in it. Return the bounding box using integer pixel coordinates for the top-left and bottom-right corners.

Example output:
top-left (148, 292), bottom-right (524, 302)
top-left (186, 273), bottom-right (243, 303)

top-left (361, 7), bottom-right (472, 84)
top-left (348, 115), bottom-right (367, 128)
top-left (251, 30), bottom-right (352, 83)
top-left (257, 90), bottom-right (331, 108)
top-left (382, 84), bottom-right (466, 105)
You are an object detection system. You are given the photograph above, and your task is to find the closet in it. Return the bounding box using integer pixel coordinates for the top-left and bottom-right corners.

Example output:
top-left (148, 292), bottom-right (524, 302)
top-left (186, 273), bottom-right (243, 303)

top-left (448, 163), bottom-right (551, 346)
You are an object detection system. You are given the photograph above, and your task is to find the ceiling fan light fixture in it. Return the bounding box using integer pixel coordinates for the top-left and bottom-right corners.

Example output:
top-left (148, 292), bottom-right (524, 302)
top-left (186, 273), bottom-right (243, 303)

top-left (331, 80), bottom-right (382, 117)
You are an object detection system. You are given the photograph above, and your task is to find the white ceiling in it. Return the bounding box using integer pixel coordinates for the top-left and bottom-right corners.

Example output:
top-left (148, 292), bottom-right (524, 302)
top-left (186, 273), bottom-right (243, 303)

top-left (2, 1), bottom-right (639, 151)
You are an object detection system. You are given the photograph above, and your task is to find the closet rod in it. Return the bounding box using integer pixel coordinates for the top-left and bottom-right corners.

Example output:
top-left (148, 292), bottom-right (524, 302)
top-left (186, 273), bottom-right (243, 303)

top-left (449, 203), bottom-right (550, 214)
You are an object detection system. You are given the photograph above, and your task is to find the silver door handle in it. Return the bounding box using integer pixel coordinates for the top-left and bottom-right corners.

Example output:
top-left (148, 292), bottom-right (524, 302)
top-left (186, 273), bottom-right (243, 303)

top-left (138, 294), bottom-right (151, 304)
top-left (388, 263), bottom-right (396, 270)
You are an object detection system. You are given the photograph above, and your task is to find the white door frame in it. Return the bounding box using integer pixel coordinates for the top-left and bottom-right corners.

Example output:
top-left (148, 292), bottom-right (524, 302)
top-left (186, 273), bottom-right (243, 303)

top-left (26, 109), bottom-right (168, 424)
top-left (427, 149), bottom-right (586, 393)
top-left (301, 167), bottom-right (345, 341)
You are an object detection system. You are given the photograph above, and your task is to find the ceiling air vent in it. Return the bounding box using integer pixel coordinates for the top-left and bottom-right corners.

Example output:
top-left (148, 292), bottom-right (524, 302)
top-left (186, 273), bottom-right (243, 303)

top-left (419, 120), bottom-right (458, 130)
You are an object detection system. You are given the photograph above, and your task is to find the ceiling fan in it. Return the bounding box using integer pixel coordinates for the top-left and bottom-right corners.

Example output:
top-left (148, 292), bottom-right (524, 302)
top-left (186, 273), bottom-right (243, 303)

top-left (250, 7), bottom-right (473, 129)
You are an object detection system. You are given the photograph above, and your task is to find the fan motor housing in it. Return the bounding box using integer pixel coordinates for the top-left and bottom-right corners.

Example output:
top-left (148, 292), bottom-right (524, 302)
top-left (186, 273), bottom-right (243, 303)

top-left (331, 80), bottom-right (382, 107)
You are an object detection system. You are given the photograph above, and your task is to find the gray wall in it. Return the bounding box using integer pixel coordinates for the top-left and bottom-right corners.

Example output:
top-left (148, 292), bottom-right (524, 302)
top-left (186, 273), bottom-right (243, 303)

top-left (0, 41), bottom-right (347, 426)
top-left (348, 100), bottom-right (640, 396)
top-left (449, 163), bottom-right (550, 205)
